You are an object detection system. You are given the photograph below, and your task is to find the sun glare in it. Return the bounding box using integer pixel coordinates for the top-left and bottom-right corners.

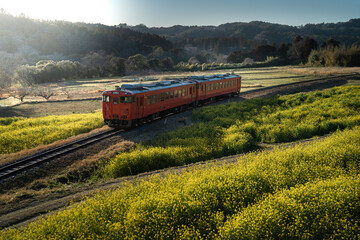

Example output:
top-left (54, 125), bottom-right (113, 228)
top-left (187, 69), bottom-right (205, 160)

top-left (0, 0), bottom-right (114, 24)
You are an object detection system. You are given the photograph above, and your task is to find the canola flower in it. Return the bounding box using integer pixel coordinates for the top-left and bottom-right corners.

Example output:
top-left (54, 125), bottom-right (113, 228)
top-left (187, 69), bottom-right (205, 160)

top-left (0, 113), bottom-right (103, 154)
top-left (1, 126), bottom-right (360, 239)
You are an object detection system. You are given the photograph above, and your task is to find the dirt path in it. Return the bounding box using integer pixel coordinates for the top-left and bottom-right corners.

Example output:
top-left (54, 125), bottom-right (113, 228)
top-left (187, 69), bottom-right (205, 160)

top-left (0, 74), bottom-right (358, 229)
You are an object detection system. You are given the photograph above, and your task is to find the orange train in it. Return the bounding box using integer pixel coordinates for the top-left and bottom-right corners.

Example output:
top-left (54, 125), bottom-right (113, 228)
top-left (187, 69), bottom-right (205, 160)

top-left (102, 73), bottom-right (241, 128)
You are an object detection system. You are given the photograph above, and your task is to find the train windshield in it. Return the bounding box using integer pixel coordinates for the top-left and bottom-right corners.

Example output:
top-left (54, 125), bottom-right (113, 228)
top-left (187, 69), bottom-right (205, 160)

top-left (102, 95), bottom-right (111, 102)
top-left (120, 96), bottom-right (133, 103)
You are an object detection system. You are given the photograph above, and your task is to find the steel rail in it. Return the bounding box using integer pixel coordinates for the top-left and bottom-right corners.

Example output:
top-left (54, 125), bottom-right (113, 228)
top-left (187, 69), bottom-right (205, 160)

top-left (0, 129), bottom-right (122, 181)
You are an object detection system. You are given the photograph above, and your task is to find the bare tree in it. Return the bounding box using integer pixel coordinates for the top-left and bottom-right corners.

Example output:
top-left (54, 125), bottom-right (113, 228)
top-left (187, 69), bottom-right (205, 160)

top-left (61, 87), bottom-right (72, 99)
top-left (9, 88), bottom-right (31, 102)
top-left (36, 88), bottom-right (55, 101)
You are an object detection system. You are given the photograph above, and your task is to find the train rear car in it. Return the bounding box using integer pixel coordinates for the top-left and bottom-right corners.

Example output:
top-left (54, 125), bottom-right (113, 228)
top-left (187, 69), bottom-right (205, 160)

top-left (193, 73), bottom-right (241, 104)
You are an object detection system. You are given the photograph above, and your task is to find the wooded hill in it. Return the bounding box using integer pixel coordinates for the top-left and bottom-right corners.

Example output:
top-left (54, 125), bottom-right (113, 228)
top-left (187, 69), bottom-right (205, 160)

top-left (128, 19), bottom-right (360, 53)
top-left (0, 12), bottom-right (172, 63)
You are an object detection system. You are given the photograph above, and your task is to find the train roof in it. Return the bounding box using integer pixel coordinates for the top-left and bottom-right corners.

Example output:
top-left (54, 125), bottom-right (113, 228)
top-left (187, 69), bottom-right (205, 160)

top-left (113, 73), bottom-right (240, 94)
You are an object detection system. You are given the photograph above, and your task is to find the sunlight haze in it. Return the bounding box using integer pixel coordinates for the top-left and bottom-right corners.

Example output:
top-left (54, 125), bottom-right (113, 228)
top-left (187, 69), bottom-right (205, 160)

top-left (0, 0), bottom-right (359, 26)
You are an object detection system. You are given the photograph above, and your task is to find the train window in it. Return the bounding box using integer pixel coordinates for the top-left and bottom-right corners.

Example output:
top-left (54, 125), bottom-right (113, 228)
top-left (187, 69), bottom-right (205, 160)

top-left (170, 91), bottom-right (173, 99)
top-left (174, 90), bottom-right (178, 98)
top-left (165, 92), bottom-right (169, 100)
top-left (220, 82), bottom-right (222, 88)
top-left (161, 93), bottom-right (164, 101)
top-left (120, 96), bottom-right (133, 103)
top-left (147, 96), bottom-right (151, 105)
top-left (189, 87), bottom-right (192, 95)
top-left (113, 97), bottom-right (119, 104)
top-left (152, 95), bottom-right (156, 104)
top-left (182, 89), bottom-right (185, 97)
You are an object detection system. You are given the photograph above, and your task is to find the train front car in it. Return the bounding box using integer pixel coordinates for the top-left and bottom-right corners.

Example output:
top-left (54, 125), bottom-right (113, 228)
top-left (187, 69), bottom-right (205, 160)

top-left (102, 87), bottom-right (135, 128)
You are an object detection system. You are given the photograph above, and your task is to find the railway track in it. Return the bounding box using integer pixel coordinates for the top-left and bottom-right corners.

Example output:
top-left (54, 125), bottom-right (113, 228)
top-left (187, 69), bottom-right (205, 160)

top-left (0, 129), bottom-right (122, 181)
top-left (0, 73), bottom-right (357, 182)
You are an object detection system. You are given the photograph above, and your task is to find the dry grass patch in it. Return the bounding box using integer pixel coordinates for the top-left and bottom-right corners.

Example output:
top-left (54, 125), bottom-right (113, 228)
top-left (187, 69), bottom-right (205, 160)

top-left (289, 66), bottom-right (360, 75)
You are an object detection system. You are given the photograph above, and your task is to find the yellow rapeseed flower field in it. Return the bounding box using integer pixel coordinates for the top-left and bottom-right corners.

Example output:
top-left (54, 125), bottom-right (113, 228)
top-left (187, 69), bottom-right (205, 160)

top-left (0, 113), bottom-right (103, 154)
top-left (1, 126), bottom-right (359, 239)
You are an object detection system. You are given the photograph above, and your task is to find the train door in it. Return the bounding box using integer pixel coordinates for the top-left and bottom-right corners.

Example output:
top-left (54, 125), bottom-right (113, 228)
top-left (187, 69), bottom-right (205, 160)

top-left (137, 95), bottom-right (145, 118)
top-left (204, 83), bottom-right (207, 99)
top-left (195, 83), bottom-right (200, 102)
top-left (102, 95), bottom-right (112, 119)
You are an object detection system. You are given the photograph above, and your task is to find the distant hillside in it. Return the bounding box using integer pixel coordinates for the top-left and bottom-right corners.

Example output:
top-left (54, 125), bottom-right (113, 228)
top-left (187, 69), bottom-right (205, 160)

top-left (0, 12), bottom-right (172, 63)
top-left (127, 19), bottom-right (360, 52)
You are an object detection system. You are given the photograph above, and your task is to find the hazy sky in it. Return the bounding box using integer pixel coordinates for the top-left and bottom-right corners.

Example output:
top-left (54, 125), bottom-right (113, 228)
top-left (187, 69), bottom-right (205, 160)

top-left (0, 0), bottom-right (359, 27)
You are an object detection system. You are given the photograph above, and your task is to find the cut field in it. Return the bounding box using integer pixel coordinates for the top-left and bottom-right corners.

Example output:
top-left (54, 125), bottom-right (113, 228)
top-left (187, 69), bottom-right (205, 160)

top-left (0, 99), bottom-right (102, 118)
